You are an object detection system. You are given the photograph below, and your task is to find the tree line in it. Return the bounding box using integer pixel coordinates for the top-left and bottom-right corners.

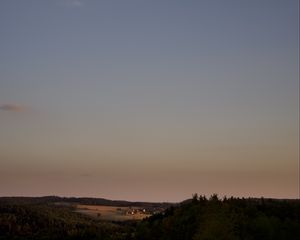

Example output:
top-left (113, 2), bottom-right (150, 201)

top-left (1, 194), bottom-right (300, 240)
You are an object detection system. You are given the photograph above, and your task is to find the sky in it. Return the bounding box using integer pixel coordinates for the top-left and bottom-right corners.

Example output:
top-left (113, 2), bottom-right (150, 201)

top-left (0, 0), bottom-right (299, 202)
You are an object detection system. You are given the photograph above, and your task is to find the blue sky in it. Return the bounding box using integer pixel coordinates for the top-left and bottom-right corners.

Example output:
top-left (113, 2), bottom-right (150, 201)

top-left (0, 0), bottom-right (298, 201)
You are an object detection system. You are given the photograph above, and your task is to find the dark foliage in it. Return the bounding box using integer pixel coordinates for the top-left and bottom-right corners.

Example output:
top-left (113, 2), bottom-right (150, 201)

top-left (1, 195), bottom-right (300, 240)
top-left (134, 195), bottom-right (300, 240)
top-left (0, 203), bottom-right (133, 240)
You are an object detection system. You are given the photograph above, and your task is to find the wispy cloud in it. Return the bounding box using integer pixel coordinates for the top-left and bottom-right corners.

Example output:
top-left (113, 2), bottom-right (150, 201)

top-left (60, 0), bottom-right (84, 7)
top-left (0, 104), bottom-right (28, 112)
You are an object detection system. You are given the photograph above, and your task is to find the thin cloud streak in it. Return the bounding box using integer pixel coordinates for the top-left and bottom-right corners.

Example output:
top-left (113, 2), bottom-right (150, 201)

top-left (0, 104), bottom-right (28, 112)
top-left (60, 0), bottom-right (84, 7)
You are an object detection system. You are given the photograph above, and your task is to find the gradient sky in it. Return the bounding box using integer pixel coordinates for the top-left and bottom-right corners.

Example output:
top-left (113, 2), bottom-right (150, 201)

top-left (0, 0), bottom-right (298, 202)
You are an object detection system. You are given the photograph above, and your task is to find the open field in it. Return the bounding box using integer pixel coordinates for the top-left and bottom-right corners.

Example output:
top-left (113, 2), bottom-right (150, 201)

top-left (75, 204), bottom-right (152, 221)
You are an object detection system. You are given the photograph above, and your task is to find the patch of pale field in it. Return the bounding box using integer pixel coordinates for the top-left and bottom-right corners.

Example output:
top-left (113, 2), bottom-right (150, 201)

top-left (75, 205), bottom-right (152, 221)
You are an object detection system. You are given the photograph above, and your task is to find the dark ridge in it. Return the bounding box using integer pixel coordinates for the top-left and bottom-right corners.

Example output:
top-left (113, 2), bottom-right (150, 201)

top-left (0, 196), bottom-right (174, 208)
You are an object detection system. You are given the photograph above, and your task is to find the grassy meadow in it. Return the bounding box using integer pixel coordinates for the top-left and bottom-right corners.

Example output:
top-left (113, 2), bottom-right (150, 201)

top-left (75, 204), bottom-right (152, 221)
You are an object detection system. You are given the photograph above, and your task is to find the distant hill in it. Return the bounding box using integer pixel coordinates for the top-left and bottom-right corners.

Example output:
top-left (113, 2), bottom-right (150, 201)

top-left (0, 196), bottom-right (173, 208)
